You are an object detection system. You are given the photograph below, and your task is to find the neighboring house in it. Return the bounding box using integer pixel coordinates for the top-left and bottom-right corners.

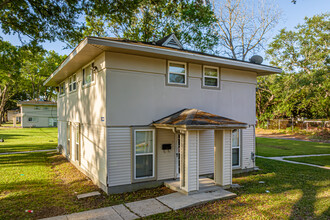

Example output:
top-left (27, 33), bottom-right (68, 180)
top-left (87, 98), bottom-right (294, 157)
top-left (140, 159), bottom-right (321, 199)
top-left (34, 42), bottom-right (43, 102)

top-left (44, 34), bottom-right (281, 194)
top-left (7, 109), bottom-right (20, 122)
top-left (17, 100), bottom-right (57, 128)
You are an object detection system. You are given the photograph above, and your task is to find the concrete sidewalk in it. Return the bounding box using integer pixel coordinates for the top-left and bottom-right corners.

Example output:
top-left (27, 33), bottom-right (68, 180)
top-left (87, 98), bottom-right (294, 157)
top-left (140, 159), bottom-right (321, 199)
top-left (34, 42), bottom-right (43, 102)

top-left (41, 188), bottom-right (236, 220)
top-left (257, 154), bottom-right (330, 170)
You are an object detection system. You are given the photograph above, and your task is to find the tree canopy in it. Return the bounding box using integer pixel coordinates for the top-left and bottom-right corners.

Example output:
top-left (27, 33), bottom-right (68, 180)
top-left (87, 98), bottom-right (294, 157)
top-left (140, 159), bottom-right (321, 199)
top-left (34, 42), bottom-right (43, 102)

top-left (257, 13), bottom-right (329, 123)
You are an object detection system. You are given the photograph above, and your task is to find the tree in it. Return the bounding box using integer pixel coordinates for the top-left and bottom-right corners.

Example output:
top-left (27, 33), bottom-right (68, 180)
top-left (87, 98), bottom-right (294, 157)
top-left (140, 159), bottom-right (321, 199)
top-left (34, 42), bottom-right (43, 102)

top-left (257, 13), bottom-right (330, 122)
top-left (212, 0), bottom-right (281, 60)
top-left (82, 0), bottom-right (219, 52)
top-left (0, 40), bottom-right (22, 125)
top-left (0, 0), bottom-right (84, 44)
top-left (20, 46), bottom-right (65, 100)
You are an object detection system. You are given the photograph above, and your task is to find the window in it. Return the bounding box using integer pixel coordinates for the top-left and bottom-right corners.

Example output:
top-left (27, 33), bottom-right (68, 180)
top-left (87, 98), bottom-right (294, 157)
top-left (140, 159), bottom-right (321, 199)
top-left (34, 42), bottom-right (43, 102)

top-left (59, 82), bottom-right (65, 96)
top-left (34, 106), bottom-right (40, 110)
top-left (168, 61), bottom-right (187, 85)
top-left (134, 129), bottom-right (155, 179)
top-left (75, 124), bottom-right (80, 162)
top-left (28, 117), bottom-right (37, 122)
top-left (83, 63), bottom-right (94, 86)
top-left (44, 107), bottom-right (49, 110)
top-left (48, 118), bottom-right (57, 127)
top-left (69, 74), bottom-right (77, 92)
top-left (203, 66), bottom-right (219, 88)
top-left (232, 129), bottom-right (241, 167)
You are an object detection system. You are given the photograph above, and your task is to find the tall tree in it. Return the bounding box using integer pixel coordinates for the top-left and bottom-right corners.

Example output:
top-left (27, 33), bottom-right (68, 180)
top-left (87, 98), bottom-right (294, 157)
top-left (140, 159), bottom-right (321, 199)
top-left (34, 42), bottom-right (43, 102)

top-left (20, 46), bottom-right (65, 100)
top-left (0, 0), bottom-right (83, 44)
top-left (212, 0), bottom-right (281, 60)
top-left (257, 13), bottom-right (330, 123)
top-left (82, 0), bottom-right (219, 52)
top-left (0, 40), bottom-right (22, 125)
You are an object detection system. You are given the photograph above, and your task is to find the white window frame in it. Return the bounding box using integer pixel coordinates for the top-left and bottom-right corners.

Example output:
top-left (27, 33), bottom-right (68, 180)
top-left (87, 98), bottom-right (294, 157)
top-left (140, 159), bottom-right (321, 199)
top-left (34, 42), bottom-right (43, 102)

top-left (28, 117), bottom-right (37, 122)
top-left (133, 129), bottom-right (155, 180)
top-left (232, 129), bottom-right (241, 168)
top-left (203, 66), bottom-right (220, 88)
top-left (82, 62), bottom-right (95, 87)
top-left (69, 74), bottom-right (77, 92)
top-left (167, 61), bottom-right (187, 86)
top-left (59, 81), bottom-right (65, 96)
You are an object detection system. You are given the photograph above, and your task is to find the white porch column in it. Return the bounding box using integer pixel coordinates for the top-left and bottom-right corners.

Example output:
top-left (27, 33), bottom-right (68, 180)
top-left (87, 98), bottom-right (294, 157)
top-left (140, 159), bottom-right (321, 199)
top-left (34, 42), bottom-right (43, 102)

top-left (214, 130), bottom-right (232, 188)
top-left (180, 130), bottom-right (199, 193)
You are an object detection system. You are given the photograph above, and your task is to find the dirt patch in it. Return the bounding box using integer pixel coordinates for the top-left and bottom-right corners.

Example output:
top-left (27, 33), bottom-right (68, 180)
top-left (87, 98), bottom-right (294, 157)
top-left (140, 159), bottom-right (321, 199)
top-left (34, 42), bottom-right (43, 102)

top-left (35, 206), bottom-right (67, 219)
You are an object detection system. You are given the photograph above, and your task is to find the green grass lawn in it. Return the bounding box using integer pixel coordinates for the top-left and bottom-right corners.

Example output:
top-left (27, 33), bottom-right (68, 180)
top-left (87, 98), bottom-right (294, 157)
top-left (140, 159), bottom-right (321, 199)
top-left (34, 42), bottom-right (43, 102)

top-left (285, 155), bottom-right (330, 167)
top-left (0, 127), bottom-right (58, 153)
top-left (256, 137), bottom-right (330, 157)
top-left (0, 127), bottom-right (173, 220)
top-left (147, 158), bottom-right (330, 220)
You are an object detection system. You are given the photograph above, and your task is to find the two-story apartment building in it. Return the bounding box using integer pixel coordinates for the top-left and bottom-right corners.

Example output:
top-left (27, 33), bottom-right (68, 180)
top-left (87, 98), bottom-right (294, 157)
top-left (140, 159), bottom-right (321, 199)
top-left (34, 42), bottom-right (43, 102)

top-left (18, 100), bottom-right (57, 128)
top-left (44, 34), bottom-right (281, 194)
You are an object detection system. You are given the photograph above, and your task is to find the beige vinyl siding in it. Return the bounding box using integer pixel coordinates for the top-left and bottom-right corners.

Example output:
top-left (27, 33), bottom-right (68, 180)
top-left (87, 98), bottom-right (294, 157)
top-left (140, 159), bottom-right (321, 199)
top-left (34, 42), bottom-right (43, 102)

top-left (241, 126), bottom-right (255, 169)
top-left (58, 120), bottom-right (67, 155)
top-left (185, 130), bottom-right (199, 192)
top-left (157, 129), bottom-right (175, 180)
top-left (199, 130), bottom-right (214, 175)
top-left (107, 127), bottom-right (132, 187)
top-left (80, 124), bottom-right (107, 187)
top-left (223, 130), bottom-right (232, 185)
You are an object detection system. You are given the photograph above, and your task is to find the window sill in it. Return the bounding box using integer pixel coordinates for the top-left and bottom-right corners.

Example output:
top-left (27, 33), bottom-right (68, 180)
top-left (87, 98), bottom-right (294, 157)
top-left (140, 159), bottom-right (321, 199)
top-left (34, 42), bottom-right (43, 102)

top-left (82, 81), bottom-right (95, 89)
top-left (201, 85), bottom-right (221, 90)
top-left (232, 166), bottom-right (241, 170)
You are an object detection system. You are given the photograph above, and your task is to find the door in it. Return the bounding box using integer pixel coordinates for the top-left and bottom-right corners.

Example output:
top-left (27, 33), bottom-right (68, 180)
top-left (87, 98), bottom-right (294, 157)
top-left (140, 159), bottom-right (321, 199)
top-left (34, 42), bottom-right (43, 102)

top-left (176, 134), bottom-right (181, 178)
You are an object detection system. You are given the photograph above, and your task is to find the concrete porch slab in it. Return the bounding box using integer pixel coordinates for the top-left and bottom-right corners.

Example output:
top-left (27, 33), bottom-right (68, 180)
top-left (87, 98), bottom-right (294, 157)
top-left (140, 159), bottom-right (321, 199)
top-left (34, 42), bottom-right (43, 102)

top-left (77, 191), bottom-right (101, 199)
top-left (125, 198), bottom-right (171, 217)
top-left (156, 188), bottom-right (236, 210)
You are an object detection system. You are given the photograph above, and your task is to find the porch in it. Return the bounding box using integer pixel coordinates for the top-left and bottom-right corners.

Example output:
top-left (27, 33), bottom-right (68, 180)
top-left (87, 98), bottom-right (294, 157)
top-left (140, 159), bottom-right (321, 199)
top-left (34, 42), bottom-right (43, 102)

top-left (165, 177), bottom-right (228, 195)
top-left (153, 108), bottom-right (248, 195)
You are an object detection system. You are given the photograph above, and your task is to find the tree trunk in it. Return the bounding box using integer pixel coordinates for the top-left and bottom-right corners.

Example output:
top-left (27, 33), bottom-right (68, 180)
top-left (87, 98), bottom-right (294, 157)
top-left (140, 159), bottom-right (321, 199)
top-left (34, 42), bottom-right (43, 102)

top-left (0, 85), bottom-right (9, 126)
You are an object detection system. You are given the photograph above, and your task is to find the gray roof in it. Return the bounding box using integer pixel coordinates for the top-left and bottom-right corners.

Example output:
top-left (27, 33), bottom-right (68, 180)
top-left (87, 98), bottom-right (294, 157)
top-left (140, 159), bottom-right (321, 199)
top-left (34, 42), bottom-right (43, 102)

top-left (152, 108), bottom-right (248, 129)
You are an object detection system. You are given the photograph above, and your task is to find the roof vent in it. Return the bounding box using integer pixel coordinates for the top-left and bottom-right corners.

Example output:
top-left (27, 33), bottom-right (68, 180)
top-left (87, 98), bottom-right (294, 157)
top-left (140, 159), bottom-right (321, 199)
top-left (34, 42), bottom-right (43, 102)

top-left (156, 33), bottom-right (183, 49)
top-left (249, 55), bottom-right (263, 64)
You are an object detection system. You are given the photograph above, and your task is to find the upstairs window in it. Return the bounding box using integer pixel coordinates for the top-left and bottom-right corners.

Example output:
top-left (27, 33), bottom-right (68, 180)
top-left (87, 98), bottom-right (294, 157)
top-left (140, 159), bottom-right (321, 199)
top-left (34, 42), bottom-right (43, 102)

top-left (83, 63), bottom-right (94, 86)
top-left (69, 74), bottom-right (77, 92)
top-left (168, 61), bottom-right (187, 86)
top-left (59, 82), bottom-right (65, 96)
top-left (203, 66), bottom-right (219, 88)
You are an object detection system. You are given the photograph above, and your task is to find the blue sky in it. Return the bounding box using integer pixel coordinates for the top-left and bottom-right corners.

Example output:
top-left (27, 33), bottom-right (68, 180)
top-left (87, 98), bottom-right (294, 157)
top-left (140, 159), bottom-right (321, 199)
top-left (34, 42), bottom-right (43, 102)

top-left (1, 0), bottom-right (329, 61)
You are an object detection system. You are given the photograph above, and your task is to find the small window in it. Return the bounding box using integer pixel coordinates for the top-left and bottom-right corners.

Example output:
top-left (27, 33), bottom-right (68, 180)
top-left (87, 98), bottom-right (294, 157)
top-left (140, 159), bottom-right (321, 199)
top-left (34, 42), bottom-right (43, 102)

top-left (69, 74), bottom-right (77, 92)
top-left (83, 63), bottom-right (94, 86)
top-left (28, 117), bottom-right (37, 122)
top-left (168, 61), bottom-right (187, 85)
top-left (48, 118), bottom-right (57, 127)
top-left (134, 129), bottom-right (155, 179)
top-left (59, 82), bottom-right (65, 96)
top-left (232, 129), bottom-right (241, 167)
top-left (44, 107), bottom-right (48, 110)
top-left (34, 106), bottom-right (40, 110)
top-left (203, 66), bottom-right (219, 88)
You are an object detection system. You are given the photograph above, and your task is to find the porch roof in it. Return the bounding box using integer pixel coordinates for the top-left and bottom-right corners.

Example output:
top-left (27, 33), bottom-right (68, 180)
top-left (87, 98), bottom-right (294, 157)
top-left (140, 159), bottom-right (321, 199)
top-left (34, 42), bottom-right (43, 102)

top-left (152, 108), bottom-right (248, 129)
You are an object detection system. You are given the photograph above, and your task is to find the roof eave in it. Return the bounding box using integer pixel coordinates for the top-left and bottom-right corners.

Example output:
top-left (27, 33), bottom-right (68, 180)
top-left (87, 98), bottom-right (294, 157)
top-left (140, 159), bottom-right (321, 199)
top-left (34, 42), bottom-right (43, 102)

top-left (153, 123), bottom-right (248, 130)
top-left (44, 37), bottom-right (282, 86)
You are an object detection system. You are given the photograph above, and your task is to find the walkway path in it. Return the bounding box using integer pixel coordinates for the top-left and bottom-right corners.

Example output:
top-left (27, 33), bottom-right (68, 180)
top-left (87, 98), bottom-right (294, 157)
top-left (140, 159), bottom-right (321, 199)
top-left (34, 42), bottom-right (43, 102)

top-left (257, 154), bottom-right (330, 170)
top-left (0, 149), bottom-right (56, 155)
top-left (41, 188), bottom-right (235, 220)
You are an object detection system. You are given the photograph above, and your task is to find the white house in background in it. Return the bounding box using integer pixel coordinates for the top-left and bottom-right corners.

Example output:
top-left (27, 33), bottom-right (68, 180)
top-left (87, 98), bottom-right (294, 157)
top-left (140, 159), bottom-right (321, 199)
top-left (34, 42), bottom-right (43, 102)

top-left (17, 100), bottom-right (57, 128)
top-left (7, 109), bottom-right (20, 122)
top-left (44, 34), bottom-right (281, 194)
